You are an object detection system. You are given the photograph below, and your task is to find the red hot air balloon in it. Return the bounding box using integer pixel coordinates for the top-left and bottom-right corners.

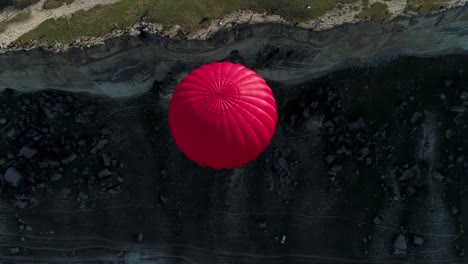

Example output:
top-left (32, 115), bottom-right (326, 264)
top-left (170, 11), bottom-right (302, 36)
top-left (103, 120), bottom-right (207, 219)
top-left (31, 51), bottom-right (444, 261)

top-left (168, 62), bottom-right (277, 169)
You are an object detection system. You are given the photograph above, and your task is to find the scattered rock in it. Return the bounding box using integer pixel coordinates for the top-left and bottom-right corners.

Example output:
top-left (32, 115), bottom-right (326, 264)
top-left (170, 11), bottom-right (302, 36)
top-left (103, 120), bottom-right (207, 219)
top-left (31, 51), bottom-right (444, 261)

top-left (61, 152), bottom-right (77, 164)
top-left (393, 234), bottom-right (407, 255)
top-left (100, 128), bottom-right (113, 135)
top-left (78, 192), bottom-right (88, 200)
top-left (460, 91), bottom-right (468, 100)
top-left (325, 155), bottom-right (335, 164)
top-left (373, 216), bottom-right (382, 225)
top-left (336, 146), bottom-right (347, 155)
top-left (444, 80), bottom-right (453, 87)
top-left (50, 172), bottom-right (62, 181)
top-left (15, 200), bottom-right (27, 208)
top-left (410, 112), bottom-right (422, 124)
top-left (360, 147), bottom-right (370, 157)
top-left (278, 157), bottom-right (288, 170)
top-left (6, 127), bottom-right (17, 139)
top-left (10, 247), bottom-right (20, 255)
top-left (102, 153), bottom-right (111, 167)
top-left (90, 139), bottom-right (110, 154)
top-left (406, 186), bottom-right (416, 195)
top-left (330, 164), bottom-right (343, 173)
top-left (432, 171), bottom-right (445, 181)
top-left (450, 105), bottom-right (466, 113)
top-left (18, 145), bottom-right (38, 159)
top-left (348, 118), bottom-right (364, 131)
top-left (413, 235), bottom-right (424, 246)
top-left (4, 167), bottom-right (24, 187)
top-left (324, 120), bottom-right (334, 127)
top-left (445, 129), bottom-right (453, 140)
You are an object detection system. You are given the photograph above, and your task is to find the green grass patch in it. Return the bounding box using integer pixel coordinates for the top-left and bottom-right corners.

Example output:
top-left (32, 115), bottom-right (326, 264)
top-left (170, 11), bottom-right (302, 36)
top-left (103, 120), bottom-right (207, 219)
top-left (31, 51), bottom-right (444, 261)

top-left (17, 0), bottom-right (358, 43)
top-left (356, 2), bottom-right (390, 20)
top-left (0, 10), bottom-right (31, 33)
top-left (406, 0), bottom-right (449, 13)
top-left (42, 0), bottom-right (74, 9)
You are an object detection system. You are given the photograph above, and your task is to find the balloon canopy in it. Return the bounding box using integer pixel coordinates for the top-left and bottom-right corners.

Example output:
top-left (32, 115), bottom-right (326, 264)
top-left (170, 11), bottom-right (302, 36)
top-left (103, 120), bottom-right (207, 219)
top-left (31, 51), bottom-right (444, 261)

top-left (168, 62), bottom-right (277, 169)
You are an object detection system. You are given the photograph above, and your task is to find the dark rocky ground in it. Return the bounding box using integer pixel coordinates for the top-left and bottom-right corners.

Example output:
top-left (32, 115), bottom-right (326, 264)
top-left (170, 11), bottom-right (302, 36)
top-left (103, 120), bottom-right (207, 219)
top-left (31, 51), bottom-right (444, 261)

top-left (0, 54), bottom-right (467, 263)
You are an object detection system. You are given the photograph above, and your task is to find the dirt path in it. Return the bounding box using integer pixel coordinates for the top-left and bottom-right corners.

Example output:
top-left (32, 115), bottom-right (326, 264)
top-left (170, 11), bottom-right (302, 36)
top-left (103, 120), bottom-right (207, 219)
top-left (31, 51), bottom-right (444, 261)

top-left (0, 0), bottom-right (121, 46)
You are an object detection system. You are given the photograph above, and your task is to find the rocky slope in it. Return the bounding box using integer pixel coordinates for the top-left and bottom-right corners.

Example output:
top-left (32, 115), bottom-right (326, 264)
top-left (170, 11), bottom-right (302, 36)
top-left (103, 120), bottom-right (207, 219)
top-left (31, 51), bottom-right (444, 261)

top-left (0, 4), bottom-right (467, 98)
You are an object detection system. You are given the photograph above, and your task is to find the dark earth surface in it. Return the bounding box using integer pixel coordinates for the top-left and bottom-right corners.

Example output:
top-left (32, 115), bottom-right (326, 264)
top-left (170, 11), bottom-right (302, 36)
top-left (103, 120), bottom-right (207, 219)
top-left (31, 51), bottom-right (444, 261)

top-left (0, 54), bottom-right (467, 263)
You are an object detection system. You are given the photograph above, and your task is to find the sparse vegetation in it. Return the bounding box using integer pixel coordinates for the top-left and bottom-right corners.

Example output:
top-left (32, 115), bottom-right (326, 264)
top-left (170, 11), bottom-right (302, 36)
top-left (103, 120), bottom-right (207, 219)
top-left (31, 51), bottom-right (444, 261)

top-left (42, 0), bottom-right (74, 10)
top-left (7, 0), bottom-right (39, 9)
top-left (18, 0), bottom-right (359, 43)
top-left (356, 2), bottom-right (390, 20)
top-left (0, 10), bottom-right (31, 33)
top-left (406, 0), bottom-right (449, 13)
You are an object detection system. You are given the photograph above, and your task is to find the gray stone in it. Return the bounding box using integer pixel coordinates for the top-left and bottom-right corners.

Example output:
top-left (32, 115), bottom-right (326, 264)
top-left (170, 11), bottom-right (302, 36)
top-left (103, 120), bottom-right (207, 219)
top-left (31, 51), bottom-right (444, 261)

top-left (373, 216), bottom-right (382, 225)
top-left (360, 147), bottom-right (370, 157)
top-left (48, 160), bottom-right (61, 167)
top-left (108, 189), bottom-right (119, 196)
top-left (336, 146), bottom-right (347, 155)
top-left (78, 192), bottom-right (89, 200)
top-left (393, 234), bottom-right (407, 255)
top-left (407, 186), bottom-right (416, 195)
top-left (10, 247), bottom-right (20, 254)
top-left (100, 128), bottom-right (113, 135)
top-left (324, 120), bottom-right (334, 127)
top-left (330, 164), bottom-right (343, 172)
top-left (98, 169), bottom-right (113, 178)
top-left (325, 155), bottom-right (335, 164)
top-left (278, 157), bottom-right (288, 170)
top-left (15, 200), bottom-right (27, 208)
top-left (25, 128), bottom-right (38, 137)
top-left (410, 164), bottom-right (421, 178)
top-left (399, 169), bottom-right (414, 181)
top-left (444, 80), bottom-right (453, 87)
top-left (6, 127), bottom-right (17, 138)
top-left (51, 173), bottom-right (62, 181)
top-left (348, 119), bottom-right (364, 131)
top-left (102, 153), bottom-right (111, 167)
top-left (410, 112), bottom-right (422, 124)
top-left (450, 105), bottom-right (466, 113)
top-left (432, 171), bottom-right (445, 181)
top-left (445, 129), bottom-right (453, 140)
top-left (61, 153), bottom-right (77, 164)
top-left (90, 139), bottom-right (110, 154)
top-left (460, 91), bottom-right (468, 100)
top-left (4, 167), bottom-right (23, 187)
top-left (413, 235), bottom-right (424, 246)
top-left (137, 233), bottom-right (144, 242)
